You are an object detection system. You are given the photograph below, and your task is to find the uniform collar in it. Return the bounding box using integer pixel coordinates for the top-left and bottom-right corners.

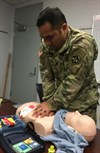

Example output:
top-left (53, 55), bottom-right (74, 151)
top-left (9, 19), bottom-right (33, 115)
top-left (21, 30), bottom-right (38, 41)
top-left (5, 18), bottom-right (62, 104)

top-left (58, 26), bottom-right (71, 54)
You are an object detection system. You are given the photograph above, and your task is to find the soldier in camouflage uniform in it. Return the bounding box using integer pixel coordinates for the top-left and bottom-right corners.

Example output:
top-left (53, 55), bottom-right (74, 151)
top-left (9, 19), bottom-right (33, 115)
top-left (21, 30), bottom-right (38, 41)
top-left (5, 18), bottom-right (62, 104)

top-left (33, 7), bottom-right (99, 122)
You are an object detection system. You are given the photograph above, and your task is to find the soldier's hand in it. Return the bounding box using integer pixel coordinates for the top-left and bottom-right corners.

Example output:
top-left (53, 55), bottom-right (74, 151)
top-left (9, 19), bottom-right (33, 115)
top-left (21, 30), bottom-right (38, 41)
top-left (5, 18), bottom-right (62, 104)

top-left (32, 102), bottom-right (55, 118)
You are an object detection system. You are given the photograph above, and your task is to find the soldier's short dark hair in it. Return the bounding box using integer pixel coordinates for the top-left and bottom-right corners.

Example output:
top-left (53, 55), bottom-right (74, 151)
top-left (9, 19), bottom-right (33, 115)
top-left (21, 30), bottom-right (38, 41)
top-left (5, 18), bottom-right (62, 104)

top-left (36, 7), bottom-right (67, 28)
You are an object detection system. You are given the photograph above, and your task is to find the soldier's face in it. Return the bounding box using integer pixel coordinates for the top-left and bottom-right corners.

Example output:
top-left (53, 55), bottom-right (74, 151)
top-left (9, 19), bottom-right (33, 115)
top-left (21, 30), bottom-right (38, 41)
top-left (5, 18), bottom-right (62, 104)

top-left (38, 22), bottom-right (68, 50)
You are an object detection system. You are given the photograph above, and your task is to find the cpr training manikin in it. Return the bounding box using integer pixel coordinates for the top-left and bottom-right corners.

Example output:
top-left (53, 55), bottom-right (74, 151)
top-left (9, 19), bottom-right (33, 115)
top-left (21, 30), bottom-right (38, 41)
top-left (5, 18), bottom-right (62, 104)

top-left (16, 102), bottom-right (96, 142)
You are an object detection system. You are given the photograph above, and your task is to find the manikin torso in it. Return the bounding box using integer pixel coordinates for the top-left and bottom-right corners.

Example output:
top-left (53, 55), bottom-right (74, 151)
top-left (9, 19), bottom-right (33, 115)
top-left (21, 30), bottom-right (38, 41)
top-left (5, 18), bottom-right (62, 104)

top-left (16, 102), bottom-right (96, 142)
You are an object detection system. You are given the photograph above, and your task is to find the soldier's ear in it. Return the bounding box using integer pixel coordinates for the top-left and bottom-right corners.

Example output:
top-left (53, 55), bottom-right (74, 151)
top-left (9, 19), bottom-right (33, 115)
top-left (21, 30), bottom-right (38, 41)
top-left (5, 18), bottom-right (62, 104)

top-left (61, 23), bottom-right (67, 32)
top-left (60, 23), bottom-right (68, 35)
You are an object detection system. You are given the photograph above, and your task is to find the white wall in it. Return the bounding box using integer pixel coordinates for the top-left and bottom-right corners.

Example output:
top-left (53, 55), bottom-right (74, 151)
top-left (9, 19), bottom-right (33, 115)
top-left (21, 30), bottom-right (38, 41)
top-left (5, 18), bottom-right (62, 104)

top-left (0, 0), bottom-right (14, 99)
top-left (43, 0), bottom-right (100, 28)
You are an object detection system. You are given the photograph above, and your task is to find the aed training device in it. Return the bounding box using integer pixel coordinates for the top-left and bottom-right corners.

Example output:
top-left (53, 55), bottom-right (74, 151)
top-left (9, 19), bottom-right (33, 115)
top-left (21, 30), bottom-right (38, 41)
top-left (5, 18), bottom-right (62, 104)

top-left (0, 115), bottom-right (45, 153)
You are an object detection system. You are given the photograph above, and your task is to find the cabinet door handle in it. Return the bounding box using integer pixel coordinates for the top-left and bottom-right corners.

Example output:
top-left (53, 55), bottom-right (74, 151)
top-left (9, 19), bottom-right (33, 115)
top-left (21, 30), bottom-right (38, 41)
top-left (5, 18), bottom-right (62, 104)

top-left (29, 67), bottom-right (36, 77)
top-left (33, 67), bottom-right (36, 76)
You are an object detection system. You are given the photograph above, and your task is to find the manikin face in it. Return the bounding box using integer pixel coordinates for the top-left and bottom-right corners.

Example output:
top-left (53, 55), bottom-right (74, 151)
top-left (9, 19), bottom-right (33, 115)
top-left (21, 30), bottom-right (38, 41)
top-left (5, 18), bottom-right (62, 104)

top-left (65, 111), bottom-right (96, 138)
top-left (38, 22), bottom-right (68, 51)
top-left (66, 111), bottom-right (82, 129)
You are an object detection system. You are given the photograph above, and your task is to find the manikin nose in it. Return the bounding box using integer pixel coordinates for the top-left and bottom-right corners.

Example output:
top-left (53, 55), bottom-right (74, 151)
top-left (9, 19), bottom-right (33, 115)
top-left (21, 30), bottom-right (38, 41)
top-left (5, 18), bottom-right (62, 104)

top-left (75, 111), bottom-right (81, 115)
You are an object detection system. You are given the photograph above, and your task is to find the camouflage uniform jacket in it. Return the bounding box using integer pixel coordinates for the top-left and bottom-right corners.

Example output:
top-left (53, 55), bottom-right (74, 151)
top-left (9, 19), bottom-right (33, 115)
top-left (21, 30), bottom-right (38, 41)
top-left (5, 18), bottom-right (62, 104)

top-left (39, 26), bottom-right (99, 114)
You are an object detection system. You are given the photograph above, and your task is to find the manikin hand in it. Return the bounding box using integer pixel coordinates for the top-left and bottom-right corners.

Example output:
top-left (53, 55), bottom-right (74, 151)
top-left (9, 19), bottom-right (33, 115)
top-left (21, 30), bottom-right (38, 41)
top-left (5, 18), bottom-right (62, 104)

top-left (32, 102), bottom-right (55, 118)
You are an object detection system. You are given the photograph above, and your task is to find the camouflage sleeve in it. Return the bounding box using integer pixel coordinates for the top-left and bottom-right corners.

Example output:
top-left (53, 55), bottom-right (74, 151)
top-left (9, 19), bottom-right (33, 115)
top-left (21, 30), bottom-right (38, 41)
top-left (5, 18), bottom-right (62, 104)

top-left (47, 37), bottom-right (97, 111)
top-left (39, 45), bottom-right (56, 100)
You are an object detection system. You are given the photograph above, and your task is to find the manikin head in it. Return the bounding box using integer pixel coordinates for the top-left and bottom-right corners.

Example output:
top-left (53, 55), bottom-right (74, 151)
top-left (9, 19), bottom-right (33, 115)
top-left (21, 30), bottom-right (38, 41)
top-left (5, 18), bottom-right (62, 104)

top-left (36, 7), bottom-right (68, 50)
top-left (65, 111), bottom-right (96, 142)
